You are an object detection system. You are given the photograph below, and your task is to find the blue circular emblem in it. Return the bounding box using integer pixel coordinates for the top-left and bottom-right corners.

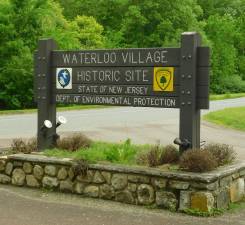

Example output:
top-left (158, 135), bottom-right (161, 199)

top-left (58, 69), bottom-right (71, 88)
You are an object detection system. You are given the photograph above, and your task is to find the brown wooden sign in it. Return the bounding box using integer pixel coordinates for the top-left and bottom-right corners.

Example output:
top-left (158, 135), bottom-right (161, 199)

top-left (34, 32), bottom-right (210, 152)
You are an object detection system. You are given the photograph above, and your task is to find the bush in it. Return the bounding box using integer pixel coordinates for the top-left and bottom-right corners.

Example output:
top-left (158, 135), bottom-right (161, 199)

top-left (179, 149), bottom-right (218, 172)
top-left (145, 145), bottom-right (162, 167)
top-left (56, 133), bottom-right (92, 151)
top-left (11, 138), bottom-right (37, 154)
top-left (159, 145), bottom-right (179, 164)
top-left (136, 145), bottom-right (162, 167)
top-left (203, 144), bottom-right (236, 166)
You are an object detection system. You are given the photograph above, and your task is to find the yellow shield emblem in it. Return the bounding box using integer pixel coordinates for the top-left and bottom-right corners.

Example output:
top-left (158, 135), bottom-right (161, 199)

top-left (153, 67), bottom-right (174, 92)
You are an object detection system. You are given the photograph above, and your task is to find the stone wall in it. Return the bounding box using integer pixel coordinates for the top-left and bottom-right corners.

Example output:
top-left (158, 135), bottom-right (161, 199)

top-left (0, 154), bottom-right (244, 213)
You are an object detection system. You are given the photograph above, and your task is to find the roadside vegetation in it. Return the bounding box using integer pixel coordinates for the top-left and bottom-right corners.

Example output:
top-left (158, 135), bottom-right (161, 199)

top-left (204, 107), bottom-right (245, 131)
top-left (10, 134), bottom-right (236, 173)
top-left (210, 93), bottom-right (245, 101)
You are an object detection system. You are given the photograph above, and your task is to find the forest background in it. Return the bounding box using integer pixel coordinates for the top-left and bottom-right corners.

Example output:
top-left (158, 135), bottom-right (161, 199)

top-left (0, 0), bottom-right (244, 109)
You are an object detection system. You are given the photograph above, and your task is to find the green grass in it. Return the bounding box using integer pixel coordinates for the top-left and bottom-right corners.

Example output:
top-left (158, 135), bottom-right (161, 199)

top-left (0, 105), bottom-right (107, 116)
top-left (228, 200), bottom-right (245, 212)
top-left (44, 139), bottom-right (150, 165)
top-left (210, 93), bottom-right (245, 101)
top-left (204, 107), bottom-right (245, 131)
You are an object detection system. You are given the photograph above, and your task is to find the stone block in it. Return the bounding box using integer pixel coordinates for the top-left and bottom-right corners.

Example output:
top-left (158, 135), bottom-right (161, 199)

top-left (12, 168), bottom-right (25, 186)
top-left (232, 173), bottom-right (240, 180)
top-left (68, 167), bottom-right (75, 180)
top-left (128, 183), bottom-right (137, 192)
top-left (5, 162), bottom-right (13, 175)
top-left (23, 162), bottom-right (33, 174)
top-left (42, 176), bottom-right (59, 189)
top-left (220, 176), bottom-right (232, 187)
top-left (128, 175), bottom-right (150, 184)
top-left (111, 174), bottom-right (128, 191)
top-left (0, 160), bottom-right (6, 172)
top-left (60, 180), bottom-right (73, 192)
top-left (168, 180), bottom-right (190, 190)
top-left (57, 167), bottom-right (68, 180)
top-left (217, 188), bottom-right (230, 209)
top-left (179, 191), bottom-right (192, 211)
top-left (137, 184), bottom-right (154, 205)
top-left (26, 175), bottom-right (40, 188)
top-left (190, 181), bottom-right (219, 191)
top-left (156, 191), bottom-right (177, 211)
top-left (76, 170), bottom-right (94, 183)
top-left (239, 169), bottom-right (245, 177)
top-left (101, 171), bottom-right (111, 184)
top-left (100, 184), bottom-right (115, 199)
top-left (191, 192), bottom-right (214, 212)
top-left (13, 161), bottom-right (23, 167)
top-left (230, 178), bottom-right (244, 203)
top-left (33, 165), bottom-right (44, 180)
top-left (44, 165), bottom-right (57, 177)
top-left (84, 185), bottom-right (99, 198)
top-left (93, 171), bottom-right (105, 184)
top-left (74, 182), bottom-right (85, 194)
top-left (115, 191), bottom-right (134, 204)
top-left (151, 178), bottom-right (167, 189)
top-left (0, 174), bottom-right (11, 184)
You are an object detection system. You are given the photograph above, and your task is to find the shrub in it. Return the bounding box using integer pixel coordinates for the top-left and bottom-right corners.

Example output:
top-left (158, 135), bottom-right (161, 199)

top-left (159, 145), bottom-right (179, 164)
top-left (11, 138), bottom-right (37, 154)
top-left (56, 133), bottom-right (92, 151)
top-left (136, 145), bottom-right (163, 167)
top-left (203, 144), bottom-right (236, 166)
top-left (179, 149), bottom-right (218, 172)
top-left (146, 145), bottom-right (162, 167)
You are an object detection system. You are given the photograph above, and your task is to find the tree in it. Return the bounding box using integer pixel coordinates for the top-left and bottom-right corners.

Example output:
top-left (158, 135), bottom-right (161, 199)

top-left (0, 0), bottom-right (105, 109)
top-left (58, 0), bottom-right (206, 48)
top-left (205, 14), bottom-right (244, 93)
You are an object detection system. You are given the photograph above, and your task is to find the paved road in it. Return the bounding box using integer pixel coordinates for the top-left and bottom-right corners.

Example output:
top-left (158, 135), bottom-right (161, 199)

top-left (0, 185), bottom-right (244, 225)
top-left (0, 98), bottom-right (245, 158)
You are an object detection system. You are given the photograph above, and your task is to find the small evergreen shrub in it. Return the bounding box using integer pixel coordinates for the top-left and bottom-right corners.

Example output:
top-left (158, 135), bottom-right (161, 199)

top-left (56, 133), bottom-right (92, 151)
top-left (203, 144), bottom-right (236, 166)
top-left (179, 149), bottom-right (218, 172)
top-left (159, 145), bottom-right (179, 164)
top-left (11, 138), bottom-right (37, 154)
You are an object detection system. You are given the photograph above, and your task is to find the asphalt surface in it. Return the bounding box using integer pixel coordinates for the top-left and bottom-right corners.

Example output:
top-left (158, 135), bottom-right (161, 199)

top-left (0, 97), bottom-right (245, 157)
top-left (0, 185), bottom-right (244, 225)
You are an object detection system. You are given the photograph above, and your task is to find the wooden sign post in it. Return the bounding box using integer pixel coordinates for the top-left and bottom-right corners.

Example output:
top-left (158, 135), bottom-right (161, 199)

top-left (34, 32), bottom-right (210, 151)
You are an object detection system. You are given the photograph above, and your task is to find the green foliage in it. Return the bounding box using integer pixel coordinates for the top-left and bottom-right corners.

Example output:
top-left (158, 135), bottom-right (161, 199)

top-left (1, 0), bottom-right (245, 109)
top-left (45, 139), bottom-right (149, 165)
top-left (0, 0), bottom-right (104, 109)
top-left (183, 208), bottom-right (224, 217)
